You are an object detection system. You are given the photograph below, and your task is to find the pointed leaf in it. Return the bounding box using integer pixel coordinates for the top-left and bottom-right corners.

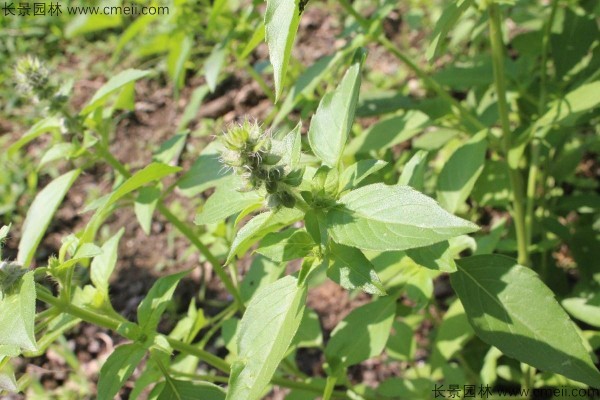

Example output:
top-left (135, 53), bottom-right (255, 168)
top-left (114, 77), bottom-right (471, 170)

top-left (158, 378), bottom-right (226, 400)
top-left (265, 0), bottom-right (300, 101)
top-left (255, 229), bottom-right (315, 262)
top-left (18, 169), bottom-right (80, 266)
top-left (325, 295), bottom-right (396, 370)
top-left (308, 63), bottom-right (362, 167)
top-left (327, 184), bottom-right (479, 251)
top-left (226, 276), bottom-right (306, 400)
top-left (451, 255), bottom-right (600, 387)
top-left (328, 243), bottom-right (386, 295)
top-left (91, 228), bottom-right (125, 295)
top-left (82, 69), bottom-right (151, 114)
top-left (97, 343), bottom-right (146, 400)
top-left (137, 270), bottom-right (190, 333)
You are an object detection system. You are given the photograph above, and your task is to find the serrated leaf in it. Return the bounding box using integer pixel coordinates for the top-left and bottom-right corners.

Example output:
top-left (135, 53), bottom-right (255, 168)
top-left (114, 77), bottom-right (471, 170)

top-left (308, 63), bottom-right (362, 167)
top-left (158, 378), bottom-right (226, 400)
top-left (91, 228), bottom-right (125, 295)
top-left (226, 276), bottom-right (306, 400)
top-left (339, 159), bottom-right (388, 192)
top-left (436, 130), bottom-right (487, 213)
top-left (328, 243), bottom-right (386, 295)
top-left (227, 208), bottom-right (303, 264)
top-left (327, 183), bottom-right (479, 251)
top-left (325, 295), bottom-right (396, 371)
top-left (0, 272), bottom-right (36, 352)
top-left (97, 343), bottom-right (146, 400)
top-left (81, 69), bottom-right (151, 114)
top-left (137, 270), bottom-right (190, 333)
top-left (18, 169), bottom-right (80, 267)
top-left (451, 255), bottom-right (600, 387)
top-left (255, 229), bottom-right (314, 263)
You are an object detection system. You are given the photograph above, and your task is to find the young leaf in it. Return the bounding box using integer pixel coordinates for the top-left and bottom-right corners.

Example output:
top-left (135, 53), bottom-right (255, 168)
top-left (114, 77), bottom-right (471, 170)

top-left (255, 229), bottom-right (315, 263)
top-left (97, 343), bottom-right (146, 400)
top-left (81, 69), bottom-right (151, 114)
top-left (451, 255), bottom-right (600, 387)
top-left (308, 63), bottom-right (362, 167)
top-left (426, 0), bottom-right (473, 61)
top-left (327, 183), bottom-right (479, 251)
top-left (0, 272), bottom-right (37, 352)
top-left (8, 116), bottom-right (62, 156)
top-left (436, 130), bottom-right (487, 213)
top-left (226, 276), bottom-right (307, 400)
top-left (195, 178), bottom-right (262, 225)
top-left (325, 295), bottom-right (396, 371)
top-left (204, 41), bottom-right (228, 92)
top-left (327, 243), bottom-right (387, 295)
top-left (265, 0), bottom-right (301, 101)
top-left (17, 169), bottom-right (80, 267)
top-left (137, 270), bottom-right (191, 333)
top-left (134, 186), bottom-right (161, 235)
top-left (91, 228), bottom-right (125, 296)
top-left (226, 208), bottom-right (303, 264)
top-left (562, 297), bottom-right (600, 329)
top-left (398, 150), bottom-right (428, 190)
top-left (158, 378), bottom-right (226, 400)
top-left (339, 159), bottom-right (388, 192)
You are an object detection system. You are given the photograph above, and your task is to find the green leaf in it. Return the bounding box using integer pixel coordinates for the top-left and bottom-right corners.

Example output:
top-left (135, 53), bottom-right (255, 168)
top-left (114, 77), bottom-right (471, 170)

top-left (386, 319), bottom-right (415, 361)
top-left (436, 130), bottom-right (487, 213)
top-left (168, 35), bottom-right (192, 90)
top-left (308, 63), bottom-right (362, 167)
top-left (451, 255), bottom-right (600, 387)
top-left (195, 177), bottom-right (262, 225)
top-left (227, 208), bottom-right (303, 264)
top-left (137, 270), bottom-right (190, 333)
top-left (562, 296), bottom-right (600, 329)
top-left (405, 241), bottom-right (456, 272)
top-left (0, 272), bottom-right (36, 352)
top-left (348, 111), bottom-right (429, 154)
top-left (135, 186), bottom-right (161, 235)
top-left (339, 159), bottom-right (388, 192)
top-left (398, 150), bottom-right (428, 190)
top-left (97, 343), bottom-right (146, 400)
top-left (430, 299), bottom-right (473, 368)
top-left (426, 0), bottom-right (473, 61)
top-left (204, 41), bottom-right (228, 92)
top-left (81, 69), bottom-right (151, 114)
top-left (91, 228), bottom-right (125, 296)
top-left (264, 0), bottom-right (301, 101)
top-left (226, 276), bottom-right (306, 400)
top-left (177, 142), bottom-right (230, 197)
top-left (325, 295), bottom-right (396, 371)
top-left (240, 256), bottom-right (285, 304)
top-left (158, 378), bottom-right (226, 400)
top-left (83, 163), bottom-right (180, 242)
top-left (327, 243), bottom-right (387, 295)
top-left (327, 183), bottom-right (479, 251)
top-left (255, 229), bottom-right (315, 263)
top-left (0, 370), bottom-right (17, 393)
top-left (8, 116), bottom-right (62, 156)
top-left (17, 169), bottom-right (80, 267)
top-left (537, 81), bottom-right (600, 128)
top-left (292, 309), bottom-right (323, 348)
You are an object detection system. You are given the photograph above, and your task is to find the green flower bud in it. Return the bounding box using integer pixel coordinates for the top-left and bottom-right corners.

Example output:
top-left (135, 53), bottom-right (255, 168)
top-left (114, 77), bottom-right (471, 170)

top-left (14, 56), bottom-right (53, 101)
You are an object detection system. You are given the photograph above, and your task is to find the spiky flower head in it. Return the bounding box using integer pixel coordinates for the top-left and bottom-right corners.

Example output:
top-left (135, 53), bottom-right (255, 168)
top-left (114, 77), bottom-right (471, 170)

top-left (0, 261), bottom-right (26, 296)
top-left (14, 56), bottom-right (52, 101)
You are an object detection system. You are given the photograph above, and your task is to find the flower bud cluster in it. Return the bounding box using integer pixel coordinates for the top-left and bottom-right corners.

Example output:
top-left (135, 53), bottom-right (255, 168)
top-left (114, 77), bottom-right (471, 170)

top-left (219, 119), bottom-right (302, 208)
top-left (14, 56), bottom-right (55, 102)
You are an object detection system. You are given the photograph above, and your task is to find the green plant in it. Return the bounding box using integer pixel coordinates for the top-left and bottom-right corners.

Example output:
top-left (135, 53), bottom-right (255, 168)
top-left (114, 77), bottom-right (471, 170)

top-left (1, 0), bottom-right (600, 398)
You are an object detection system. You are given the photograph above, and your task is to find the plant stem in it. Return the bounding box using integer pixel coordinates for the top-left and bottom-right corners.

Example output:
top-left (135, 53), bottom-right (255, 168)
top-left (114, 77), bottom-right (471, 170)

top-left (526, 0), bottom-right (559, 252)
top-left (322, 376), bottom-right (337, 400)
top-left (35, 283), bottom-right (231, 372)
top-left (488, 3), bottom-right (529, 266)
